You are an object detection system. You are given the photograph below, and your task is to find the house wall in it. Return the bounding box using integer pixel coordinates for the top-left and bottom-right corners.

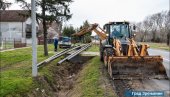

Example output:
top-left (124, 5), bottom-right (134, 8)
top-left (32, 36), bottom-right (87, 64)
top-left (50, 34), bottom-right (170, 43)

top-left (0, 22), bottom-right (26, 40)
top-left (0, 17), bottom-right (39, 44)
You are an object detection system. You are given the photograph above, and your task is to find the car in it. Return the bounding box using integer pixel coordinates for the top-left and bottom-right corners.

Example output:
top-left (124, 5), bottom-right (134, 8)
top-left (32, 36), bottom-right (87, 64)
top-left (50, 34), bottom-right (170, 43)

top-left (58, 36), bottom-right (71, 48)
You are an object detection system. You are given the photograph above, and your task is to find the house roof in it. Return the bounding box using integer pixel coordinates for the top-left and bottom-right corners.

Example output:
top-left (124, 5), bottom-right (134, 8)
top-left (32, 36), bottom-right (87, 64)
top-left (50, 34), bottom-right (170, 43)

top-left (0, 10), bottom-right (30, 22)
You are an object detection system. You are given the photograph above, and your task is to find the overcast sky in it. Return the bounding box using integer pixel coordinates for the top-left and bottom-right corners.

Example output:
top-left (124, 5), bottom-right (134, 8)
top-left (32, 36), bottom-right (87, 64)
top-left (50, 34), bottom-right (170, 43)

top-left (8, 0), bottom-right (169, 27)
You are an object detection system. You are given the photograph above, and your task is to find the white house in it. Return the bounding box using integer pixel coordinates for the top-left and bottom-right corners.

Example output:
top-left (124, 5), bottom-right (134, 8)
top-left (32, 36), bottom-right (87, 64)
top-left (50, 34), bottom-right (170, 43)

top-left (0, 10), bottom-right (38, 44)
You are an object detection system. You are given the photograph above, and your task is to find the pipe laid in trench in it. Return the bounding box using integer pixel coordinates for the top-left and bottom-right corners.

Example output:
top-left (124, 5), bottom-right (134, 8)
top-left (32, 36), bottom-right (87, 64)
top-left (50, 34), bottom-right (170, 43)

top-left (57, 43), bottom-right (91, 65)
top-left (37, 44), bottom-right (86, 67)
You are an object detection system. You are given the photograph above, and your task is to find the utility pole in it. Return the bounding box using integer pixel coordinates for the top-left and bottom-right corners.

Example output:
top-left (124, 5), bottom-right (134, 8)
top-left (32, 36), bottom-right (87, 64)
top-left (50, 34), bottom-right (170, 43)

top-left (31, 0), bottom-right (37, 77)
top-left (169, 0), bottom-right (170, 46)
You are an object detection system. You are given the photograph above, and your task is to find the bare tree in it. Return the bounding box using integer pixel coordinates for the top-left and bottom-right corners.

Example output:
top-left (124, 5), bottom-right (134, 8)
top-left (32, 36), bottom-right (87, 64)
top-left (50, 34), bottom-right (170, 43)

top-left (136, 22), bottom-right (145, 42)
top-left (136, 11), bottom-right (170, 43)
top-left (164, 11), bottom-right (170, 45)
top-left (0, 0), bottom-right (11, 10)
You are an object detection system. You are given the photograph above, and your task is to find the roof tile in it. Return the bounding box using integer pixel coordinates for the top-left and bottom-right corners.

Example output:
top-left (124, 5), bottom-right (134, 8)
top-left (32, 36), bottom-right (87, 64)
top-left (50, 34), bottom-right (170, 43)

top-left (0, 10), bottom-right (30, 22)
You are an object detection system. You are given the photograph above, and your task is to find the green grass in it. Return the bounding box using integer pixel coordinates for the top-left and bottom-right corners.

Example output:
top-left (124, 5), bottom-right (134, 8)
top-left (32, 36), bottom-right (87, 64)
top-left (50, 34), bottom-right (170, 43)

top-left (77, 57), bottom-right (104, 97)
top-left (140, 42), bottom-right (170, 51)
top-left (86, 44), bottom-right (99, 52)
top-left (0, 44), bottom-right (62, 97)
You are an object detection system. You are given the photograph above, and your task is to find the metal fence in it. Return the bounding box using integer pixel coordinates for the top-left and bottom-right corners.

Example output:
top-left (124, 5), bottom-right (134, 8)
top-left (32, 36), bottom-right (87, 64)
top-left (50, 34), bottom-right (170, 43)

top-left (0, 37), bottom-right (55, 50)
top-left (0, 37), bottom-right (27, 50)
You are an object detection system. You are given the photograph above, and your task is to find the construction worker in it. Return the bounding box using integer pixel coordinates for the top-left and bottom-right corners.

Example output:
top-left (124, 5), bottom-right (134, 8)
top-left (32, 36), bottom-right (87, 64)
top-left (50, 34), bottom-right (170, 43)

top-left (112, 28), bottom-right (123, 38)
top-left (111, 28), bottom-right (119, 37)
top-left (53, 33), bottom-right (59, 52)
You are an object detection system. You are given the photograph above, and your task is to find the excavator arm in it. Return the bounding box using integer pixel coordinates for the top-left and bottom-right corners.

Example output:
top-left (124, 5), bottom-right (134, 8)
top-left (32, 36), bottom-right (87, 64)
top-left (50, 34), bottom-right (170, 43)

top-left (72, 23), bottom-right (107, 40)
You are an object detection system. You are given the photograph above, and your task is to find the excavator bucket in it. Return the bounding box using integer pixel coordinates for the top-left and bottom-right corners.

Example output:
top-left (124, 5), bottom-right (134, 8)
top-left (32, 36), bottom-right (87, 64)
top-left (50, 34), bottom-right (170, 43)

top-left (107, 56), bottom-right (167, 80)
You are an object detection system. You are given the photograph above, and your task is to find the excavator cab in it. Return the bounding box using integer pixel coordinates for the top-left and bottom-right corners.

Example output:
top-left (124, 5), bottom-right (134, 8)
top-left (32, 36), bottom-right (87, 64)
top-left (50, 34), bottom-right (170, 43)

top-left (104, 22), bottom-right (131, 44)
top-left (103, 22), bottom-right (133, 56)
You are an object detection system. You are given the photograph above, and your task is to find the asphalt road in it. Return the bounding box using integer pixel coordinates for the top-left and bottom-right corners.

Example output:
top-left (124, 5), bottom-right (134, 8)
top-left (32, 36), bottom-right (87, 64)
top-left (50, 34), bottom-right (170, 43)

top-left (148, 48), bottom-right (170, 78)
top-left (143, 48), bottom-right (170, 96)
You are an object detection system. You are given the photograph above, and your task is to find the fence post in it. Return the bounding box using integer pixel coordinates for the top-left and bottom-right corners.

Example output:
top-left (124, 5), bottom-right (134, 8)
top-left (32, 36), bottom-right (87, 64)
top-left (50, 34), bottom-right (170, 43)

top-left (38, 37), bottom-right (40, 45)
top-left (14, 38), bottom-right (15, 48)
top-left (5, 38), bottom-right (6, 49)
top-left (13, 38), bottom-right (14, 48)
top-left (8, 38), bottom-right (9, 49)
top-left (25, 38), bottom-right (27, 47)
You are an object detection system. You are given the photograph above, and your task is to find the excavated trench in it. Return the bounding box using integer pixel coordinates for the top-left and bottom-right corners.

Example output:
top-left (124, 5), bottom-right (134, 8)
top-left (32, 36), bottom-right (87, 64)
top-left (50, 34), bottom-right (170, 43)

top-left (30, 55), bottom-right (94, 97)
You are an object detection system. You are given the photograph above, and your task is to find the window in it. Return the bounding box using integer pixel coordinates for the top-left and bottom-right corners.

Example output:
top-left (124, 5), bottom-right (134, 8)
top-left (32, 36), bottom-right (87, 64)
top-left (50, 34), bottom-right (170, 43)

top-left (110, 24), bottom-right (129, 39)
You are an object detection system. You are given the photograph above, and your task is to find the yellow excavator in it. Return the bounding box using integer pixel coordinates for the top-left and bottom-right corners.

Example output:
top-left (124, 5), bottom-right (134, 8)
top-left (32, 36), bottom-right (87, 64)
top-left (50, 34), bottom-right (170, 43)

top-left (72, 21), bottom-right (167, 79)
